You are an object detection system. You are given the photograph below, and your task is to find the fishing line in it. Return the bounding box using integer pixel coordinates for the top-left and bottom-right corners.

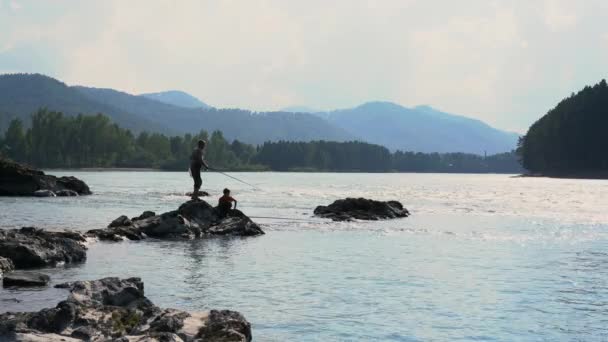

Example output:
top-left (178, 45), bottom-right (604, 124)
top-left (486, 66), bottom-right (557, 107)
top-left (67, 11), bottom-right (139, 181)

top-left (208, 167), bottom-right (261, 190)
top-left (249, 215), bottom-right (319, 222)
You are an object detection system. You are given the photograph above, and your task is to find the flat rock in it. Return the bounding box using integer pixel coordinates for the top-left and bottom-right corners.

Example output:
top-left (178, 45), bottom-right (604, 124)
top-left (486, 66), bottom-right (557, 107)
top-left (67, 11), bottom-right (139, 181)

top-left (0, 277), bottom-right (252, 341)
top-left (0, 227), bottom-right (87, 269)
top-left (3, 271), bottom-right (50, 287)
top-left (88, 200), bottom-right (264, 241)
top-left (0, 158), bottom-right (91, 196)
top-left (314, 197), bottom-right (410, 221)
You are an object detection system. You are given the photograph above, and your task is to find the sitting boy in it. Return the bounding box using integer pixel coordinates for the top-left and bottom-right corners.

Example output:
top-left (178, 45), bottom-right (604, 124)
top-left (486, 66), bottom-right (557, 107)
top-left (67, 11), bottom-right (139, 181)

top-left (218, 188), bottom-right (237, 218)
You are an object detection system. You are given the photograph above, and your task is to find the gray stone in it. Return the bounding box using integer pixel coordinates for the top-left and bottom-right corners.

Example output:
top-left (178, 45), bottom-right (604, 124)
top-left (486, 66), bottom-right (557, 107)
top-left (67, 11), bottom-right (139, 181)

top-left (0, 277), bottom-right (252, 341)
top-left (314, 197), bottom-right (410, 221)
top-left (109, 215), bottom-right (132, 228)
top-left (55, 189), bottom-right (79, 197)
top-left (33, 190), bottom-right (56, 197)
top-left (0, 227), bottom-right (87, 269)
top-left (3, 271), bottom-right (50, 287)
top-left (0, 158), bottom-right (91, 196)
top-left (88, 199), bottom-right (264, 241)
top-left (0, 256), bottom-right (14, 276)
top-left (132, 210), bottom-right (156, 221)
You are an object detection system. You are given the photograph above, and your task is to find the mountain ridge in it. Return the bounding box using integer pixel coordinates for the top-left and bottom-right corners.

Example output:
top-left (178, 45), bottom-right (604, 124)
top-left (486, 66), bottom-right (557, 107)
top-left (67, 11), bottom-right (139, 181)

top-left (140, 90), bottom-right (211, 109)
top-left (0, 73), bottom-right (518, 153)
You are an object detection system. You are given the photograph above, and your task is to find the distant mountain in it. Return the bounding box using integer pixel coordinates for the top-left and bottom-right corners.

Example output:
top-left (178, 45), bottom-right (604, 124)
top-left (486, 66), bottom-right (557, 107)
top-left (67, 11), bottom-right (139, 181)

top-left (319, 102), bottom-right (519, 154)
top-left (0, 74), bottom-right (354, 144)
top-left (0, 73), bottom-right (166, 133)
top-left (281, 106), bottom-right (319, 113)
top-left (140, 90), bottom-right (211, 109)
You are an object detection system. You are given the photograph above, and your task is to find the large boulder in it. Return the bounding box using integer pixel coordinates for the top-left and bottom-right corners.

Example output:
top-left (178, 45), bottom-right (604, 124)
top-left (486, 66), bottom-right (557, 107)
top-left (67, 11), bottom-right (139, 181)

top-left (314, 198), bottom-right (410, 221)
top-left (2, 271), bottom-right (50, 287)
top-left (88, 200), bottom-right (264, 241)
top-left (0, 277), bottom-right (252, 342)
top-left (0, 227), bottom-right (87, 269)
top-left (0, 158), bottom-right (91, 196)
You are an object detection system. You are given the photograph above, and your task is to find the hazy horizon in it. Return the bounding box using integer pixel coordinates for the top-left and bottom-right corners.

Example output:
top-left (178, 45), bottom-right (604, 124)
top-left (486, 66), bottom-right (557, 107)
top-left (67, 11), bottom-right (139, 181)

top-left (2, 0), bottom-right (608, 133)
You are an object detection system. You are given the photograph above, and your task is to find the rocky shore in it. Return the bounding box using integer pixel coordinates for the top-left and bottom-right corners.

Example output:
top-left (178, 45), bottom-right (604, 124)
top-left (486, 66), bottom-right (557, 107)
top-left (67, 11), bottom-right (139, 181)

top-left (0, 199), bottom-right (262, 340)
top-left (0, 277), bottom-right (252, 341)
top-left (314, 197), bottom-right (410, 221)
top-left (0, 158), bottom-right (91, 196)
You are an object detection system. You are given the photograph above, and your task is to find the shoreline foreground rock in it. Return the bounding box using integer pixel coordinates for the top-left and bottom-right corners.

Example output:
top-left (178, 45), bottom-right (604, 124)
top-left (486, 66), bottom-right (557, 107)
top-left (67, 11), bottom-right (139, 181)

top-left (0, 227), bottom-right (87, 270)
top-left (0, 277), bottom-right (252, 342)
top-left (88, 199), bottom-right (265, 241)
top-left (314, 197), bottom-right (410, 221)
top-left (0, 158), bottom-right (91, 196)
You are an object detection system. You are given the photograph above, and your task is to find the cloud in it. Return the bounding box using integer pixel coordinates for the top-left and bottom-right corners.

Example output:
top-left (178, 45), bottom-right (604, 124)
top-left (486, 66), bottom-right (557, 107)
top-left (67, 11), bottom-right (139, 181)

top-left (1, 0), bottom-right (608, 132)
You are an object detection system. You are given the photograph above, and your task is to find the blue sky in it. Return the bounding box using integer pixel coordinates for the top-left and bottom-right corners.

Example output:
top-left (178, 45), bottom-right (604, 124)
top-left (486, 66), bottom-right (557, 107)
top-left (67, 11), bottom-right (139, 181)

top-left (1, 0), bottom-right (607, 132)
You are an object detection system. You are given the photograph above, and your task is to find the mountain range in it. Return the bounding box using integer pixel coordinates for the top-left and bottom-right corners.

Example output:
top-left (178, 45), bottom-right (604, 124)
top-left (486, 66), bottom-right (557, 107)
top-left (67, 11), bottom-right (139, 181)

top-left (313, 102), bottom-right (518, 154)
top-left (0, 73), bottom-right (518, 153)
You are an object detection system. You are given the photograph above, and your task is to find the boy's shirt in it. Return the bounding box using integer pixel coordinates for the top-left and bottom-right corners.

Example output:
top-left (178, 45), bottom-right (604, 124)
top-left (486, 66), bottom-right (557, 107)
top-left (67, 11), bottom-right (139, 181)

top-left (218, 195), bottom-right (236, 205)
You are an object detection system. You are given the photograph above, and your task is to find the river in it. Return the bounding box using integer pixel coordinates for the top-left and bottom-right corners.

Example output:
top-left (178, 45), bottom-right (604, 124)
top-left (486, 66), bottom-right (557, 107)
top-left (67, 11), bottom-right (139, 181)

top-left (1, 172), bottom-right (607, 341)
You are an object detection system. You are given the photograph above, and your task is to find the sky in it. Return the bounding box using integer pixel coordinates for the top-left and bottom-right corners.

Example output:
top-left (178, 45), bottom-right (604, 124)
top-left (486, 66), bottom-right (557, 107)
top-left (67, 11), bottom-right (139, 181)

top-left (1, 0), bottom-right (607, 133)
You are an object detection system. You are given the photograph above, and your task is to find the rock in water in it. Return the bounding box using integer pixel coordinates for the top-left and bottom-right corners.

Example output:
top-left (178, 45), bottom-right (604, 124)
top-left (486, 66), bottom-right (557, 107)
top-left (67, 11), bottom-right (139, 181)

top-left (314, 198), bottom-right (410, 221)
top-left (108, 215), bottom-right (132, 228)
top-left (0, 227), bottom-right (87, 269)
top-left (0, 277), bottom-right (253, 341)
top-left (0, 158), bottom-right (91, 196)
top-left (3, 271), bottom-right (50, 287)
top-left (0, 257), bottom-right (15, 276)
top-left (132, 211), bottom-right (156, 221)
top-left (33, 189), bottom-right (56, 197)
top-left (55, 189), bottom-right (79, 197)
top-left (88, 199), bottom-right (264, 241)
top-left (185, 190), bottom-right (210, 197)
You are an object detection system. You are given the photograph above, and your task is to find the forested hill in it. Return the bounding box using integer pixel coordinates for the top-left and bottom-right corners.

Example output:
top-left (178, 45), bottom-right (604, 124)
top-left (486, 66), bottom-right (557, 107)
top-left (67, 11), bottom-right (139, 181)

top-left (0, 74), bottom-right (354, 144)
top-left (309, 102), bottom-right (519, 154)
top-left (519, 79), bottom-right (608, 176)
top-left (0, 73), bottom-right (166, 134)
top-left (0, 110), bottom-right (522, 173)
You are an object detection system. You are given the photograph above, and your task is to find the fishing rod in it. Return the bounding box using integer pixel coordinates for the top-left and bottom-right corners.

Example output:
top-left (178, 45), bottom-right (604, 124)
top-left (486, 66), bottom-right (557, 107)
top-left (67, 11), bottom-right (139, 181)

top-left (208, 167), bottom-right (261, 190)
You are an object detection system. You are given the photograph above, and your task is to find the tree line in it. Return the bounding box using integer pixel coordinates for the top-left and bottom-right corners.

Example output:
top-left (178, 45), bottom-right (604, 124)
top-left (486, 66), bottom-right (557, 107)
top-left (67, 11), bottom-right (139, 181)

top-left (0, 109), bottom-right (522, 173)
top-left (518, 79), bottom-right (608, 175)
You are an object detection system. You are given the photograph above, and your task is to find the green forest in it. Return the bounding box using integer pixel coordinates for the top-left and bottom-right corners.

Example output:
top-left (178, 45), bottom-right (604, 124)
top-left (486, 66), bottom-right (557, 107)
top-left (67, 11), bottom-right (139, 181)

top-left (0, 109), bottom-right (522, 173)
top-left (518, 79), bottom-right (608, 176)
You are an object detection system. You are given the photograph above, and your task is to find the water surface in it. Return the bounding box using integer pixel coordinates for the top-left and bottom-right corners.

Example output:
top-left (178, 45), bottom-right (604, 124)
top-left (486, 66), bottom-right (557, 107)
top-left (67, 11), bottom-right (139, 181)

top-left (1, 172), bottom-right (607, 341)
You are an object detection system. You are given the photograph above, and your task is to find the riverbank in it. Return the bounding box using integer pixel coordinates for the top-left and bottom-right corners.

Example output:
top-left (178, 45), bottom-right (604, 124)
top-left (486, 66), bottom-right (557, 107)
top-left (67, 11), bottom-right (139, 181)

top-left (516, 171), bottom-right (608, 180)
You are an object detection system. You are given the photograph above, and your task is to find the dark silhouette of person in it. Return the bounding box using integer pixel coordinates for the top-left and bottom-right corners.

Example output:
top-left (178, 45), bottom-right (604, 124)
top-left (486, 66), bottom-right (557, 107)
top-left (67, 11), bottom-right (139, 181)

top-left (190, 140), bottom-right (209, 199)
top-left (218, 188), bottom-right (237, 218)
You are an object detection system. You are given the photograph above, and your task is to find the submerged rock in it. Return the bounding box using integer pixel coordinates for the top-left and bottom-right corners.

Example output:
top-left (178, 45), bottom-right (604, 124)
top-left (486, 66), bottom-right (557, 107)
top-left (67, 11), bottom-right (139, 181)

top-left (33, 189), bottom-right (56, 197)
top-left (314, 198), bottom-right (410, 221)
top-left (0, 158), bottom-right (91, 196)
top-left (0, 277), bottom-right (252, 341)
top-left (56, 189), bottom-right (79, 197)
top-left (0, 227), bottom-right (87, 269)
top-left (2, 271), bottom-right (50, 287)
top-left (88, 200), bottom-right (264, 241)
top-left (185, 190), bottom-right (210, 197)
